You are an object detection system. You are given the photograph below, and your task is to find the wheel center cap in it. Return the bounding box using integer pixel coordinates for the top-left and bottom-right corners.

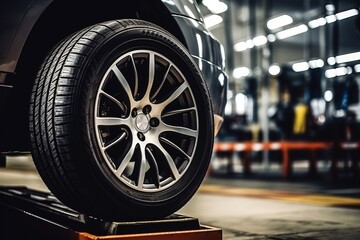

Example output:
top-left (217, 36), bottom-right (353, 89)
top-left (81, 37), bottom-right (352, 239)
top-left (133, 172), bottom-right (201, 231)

top-left (135, 113), bottom-right (150, 132)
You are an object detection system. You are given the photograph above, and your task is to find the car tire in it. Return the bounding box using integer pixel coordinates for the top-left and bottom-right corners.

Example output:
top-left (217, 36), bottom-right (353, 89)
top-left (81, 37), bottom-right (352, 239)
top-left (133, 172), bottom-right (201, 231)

top-left (29, 19), bottom-right (214, 220)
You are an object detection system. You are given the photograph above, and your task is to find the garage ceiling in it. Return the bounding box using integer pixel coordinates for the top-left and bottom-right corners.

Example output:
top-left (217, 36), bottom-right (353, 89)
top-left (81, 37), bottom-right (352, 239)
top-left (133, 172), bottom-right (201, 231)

top-left (197, 0), bottom-right (360, 82)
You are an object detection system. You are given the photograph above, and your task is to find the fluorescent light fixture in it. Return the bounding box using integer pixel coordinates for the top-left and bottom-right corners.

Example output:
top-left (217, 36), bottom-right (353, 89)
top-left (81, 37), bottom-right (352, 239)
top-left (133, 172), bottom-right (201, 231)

top-left (327, 57), bottom-right (336, 65)
top-left (233, 67), bottom-right (250, 78)
top-left (309, 59), bottom-right (324, 69)
top-left (292, 61), bottom-right (309, 72)
top-left (325, 67), bottom-right (348, 78)
top-left (267, 15), bottom-right (293, 30)
top-left (325, 15), bottom-right (337, 23)
top-left (324, 90), bottom-right (333, 102)
top-left (325, 69), bottom-right (336, 78)
top-left (234, 41), bottom-right (247, 52)
top-left (335, 51), bottom-right (360, 64)
top-left (336, 9), bottom-right (359, 20)
top-left (310, 99), bottom-right (326, 116)
top-left (355, 64), bottom-right (360, 73)
top-left (325, 4), bottom-right (335, 13)
top-left (269, 65), bottom-right (281, 76)
top-left (246, 39), bottom-right (254, 48)
top-left (308, 17), bottom-right (326, 28)
top-left (235, 93), bottom-right (248, 115)
top-left (204, 14), bottom-right (223, 29)
top-left (253, 35), bottom-right (267, 46)
top-left (336, 67), bottom-right (348, 76)
top-left (276, 24), bottom-right (308, 40)
top-left (347, 66), bottom-right (353, 75)
top-left (203, 0), bottom-right (228, 14)
top-left (267, 34), bottom-right (276, 42)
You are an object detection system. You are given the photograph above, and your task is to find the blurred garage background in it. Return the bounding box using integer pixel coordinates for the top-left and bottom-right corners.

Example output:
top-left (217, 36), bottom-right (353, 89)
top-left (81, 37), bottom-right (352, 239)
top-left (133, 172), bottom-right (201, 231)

top-left (204, 0), bottom-right (360, 181)
top-left (1, 0), bottom-right (360, 239)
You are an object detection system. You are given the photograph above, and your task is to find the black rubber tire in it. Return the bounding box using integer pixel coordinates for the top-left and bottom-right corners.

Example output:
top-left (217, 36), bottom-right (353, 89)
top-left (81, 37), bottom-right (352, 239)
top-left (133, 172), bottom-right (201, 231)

top-left (29, 19), bottom-right (214, 220)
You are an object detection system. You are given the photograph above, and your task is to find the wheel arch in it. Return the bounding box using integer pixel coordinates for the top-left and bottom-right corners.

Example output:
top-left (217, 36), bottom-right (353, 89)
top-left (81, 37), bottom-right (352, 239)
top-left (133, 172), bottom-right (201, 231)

top-left (2, 0), bottom-right (188, 152)
top-left (21, 0), bottom-right (188, 68)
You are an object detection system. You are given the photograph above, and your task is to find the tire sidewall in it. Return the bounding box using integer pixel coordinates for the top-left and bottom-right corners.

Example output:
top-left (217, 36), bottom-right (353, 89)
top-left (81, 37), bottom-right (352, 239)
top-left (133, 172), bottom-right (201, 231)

top-left (79, 26), bottom-right (214, 208)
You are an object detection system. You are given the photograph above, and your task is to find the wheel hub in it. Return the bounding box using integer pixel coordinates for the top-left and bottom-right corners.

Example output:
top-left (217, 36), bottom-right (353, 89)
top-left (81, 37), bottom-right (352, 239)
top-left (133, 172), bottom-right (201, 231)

top-left (135, 112), bottom-right (150, 132)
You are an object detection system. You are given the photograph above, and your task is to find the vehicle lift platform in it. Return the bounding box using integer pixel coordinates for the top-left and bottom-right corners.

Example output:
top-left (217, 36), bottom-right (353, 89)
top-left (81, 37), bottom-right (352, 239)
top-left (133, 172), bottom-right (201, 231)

top-left (0, 186), bottom-right (222, 240)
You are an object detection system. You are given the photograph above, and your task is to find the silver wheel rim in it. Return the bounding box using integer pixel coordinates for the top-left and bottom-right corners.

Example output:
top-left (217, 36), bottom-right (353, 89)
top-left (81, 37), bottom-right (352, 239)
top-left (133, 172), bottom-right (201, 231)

top-left (94, 50), bottom-right (199, 192)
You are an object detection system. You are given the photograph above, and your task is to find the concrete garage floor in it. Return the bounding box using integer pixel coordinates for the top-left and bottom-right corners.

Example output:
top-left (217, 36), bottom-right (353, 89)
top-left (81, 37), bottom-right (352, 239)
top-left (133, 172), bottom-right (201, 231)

top-left (1, 155), bottom-right (360, 240)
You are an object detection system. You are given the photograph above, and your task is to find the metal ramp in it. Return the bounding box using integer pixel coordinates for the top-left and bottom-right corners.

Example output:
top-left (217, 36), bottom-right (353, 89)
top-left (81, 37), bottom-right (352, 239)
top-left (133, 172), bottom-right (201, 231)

top-left (0, 186), bottom-right (221, 240)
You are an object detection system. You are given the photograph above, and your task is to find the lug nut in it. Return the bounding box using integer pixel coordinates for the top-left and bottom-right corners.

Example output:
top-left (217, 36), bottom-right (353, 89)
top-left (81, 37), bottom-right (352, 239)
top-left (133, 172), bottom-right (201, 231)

top-left (143, 105), bottom-right (152, 114)
top-left (137, 132), bottom-right (145, 141)
top-left (150, 117), bottom-right (160, 127)
top-left (131, 108), bottom-right (138, 118)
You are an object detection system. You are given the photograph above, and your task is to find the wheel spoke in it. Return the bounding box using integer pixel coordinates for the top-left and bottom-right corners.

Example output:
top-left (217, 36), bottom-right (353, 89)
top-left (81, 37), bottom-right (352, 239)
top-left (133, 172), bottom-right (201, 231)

top-left (160, 137), bottom-right (190, 159)
top-left (103, 132), bottom-right (127, 150)
top-left (144, 53), bottom-right (155, 101)
top-left (151, 64), bottom-right (171, 101)
top-left (156, 141), bottom-right (180, 180)
top-left (130, 54), bottom-right (139, 97)
top-left (112, 65), bottom-right (134, 102)
top-left (162, 107), bottom-right (196, 118)
top-left (146, 147), bottom-right (160, 188)
top-left (161, 82), bottom-right (187, 108)
top-left (95, 116), bottom-right (128, 126)
top-left (135, 146), bottom-right (148, 189)
top-left (100, 90), bottom-right (126, 112)
top-left (161, 122), bottom-right (197, 138)
top-left (116, 144), bottom-right (136, 176)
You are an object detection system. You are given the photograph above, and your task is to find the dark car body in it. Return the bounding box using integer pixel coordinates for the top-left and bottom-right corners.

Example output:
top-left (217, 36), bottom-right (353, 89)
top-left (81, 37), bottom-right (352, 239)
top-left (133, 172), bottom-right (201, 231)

top-left (0, 0), bottom-right (227, 153)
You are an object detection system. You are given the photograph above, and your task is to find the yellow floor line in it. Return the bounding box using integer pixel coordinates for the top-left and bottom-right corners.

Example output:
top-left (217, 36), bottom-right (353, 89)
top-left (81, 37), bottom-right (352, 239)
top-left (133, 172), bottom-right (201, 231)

top-left (199, 184), bottom-right (360, 207)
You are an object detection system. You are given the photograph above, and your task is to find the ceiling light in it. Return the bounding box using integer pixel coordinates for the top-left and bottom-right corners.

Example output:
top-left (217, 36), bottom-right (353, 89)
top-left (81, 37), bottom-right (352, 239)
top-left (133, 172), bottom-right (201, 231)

top-left (276, 24), bottom-right (308, 40)
top-left (267, 34), bottom-right (276, 42)
top-left (267, 15), bottom-right (293, 30)
top-left (234, 41), bottom-right (247, 52)
top-left (336, 9), bottom-right (359, 20)
top-left (309, 59), bottom-right (324, 68)
top-left (335, 67), bottom-right (348, 76)
top-left (308, 17), bottom-right (326, 28)
top-left (355, 64), bottom-right (360, 73)
top-left (325, 15), bottom-right (337, 23)
top-left (235, 93), bottom-right (248, 115)
top-left (325, 69), bottom-right (336, 78)
top-left (253, 35), bottom-right (268, 46)
top-left (327, 57), bottom-right (336, 65)
top-left (336, 52), bottom-right (360, 64)
top-left (233, 67), bottom-right (250, 78)
top-left (269, 65), bottom-right (281, 76)
top-left (325, 67), bottom-right (348, 78)
top-left (325, 4), bottom-right (335, 13)
top-left (204, 14), bottom-right (223, 29)
top-left (347, 66), bottom-right (353, 75)
top-left (324, 90), bottom-right (333, 102)
top-left (246, 39), bottom-right (254, 49)
top-left (292, 61), bottom-right (309, 72)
